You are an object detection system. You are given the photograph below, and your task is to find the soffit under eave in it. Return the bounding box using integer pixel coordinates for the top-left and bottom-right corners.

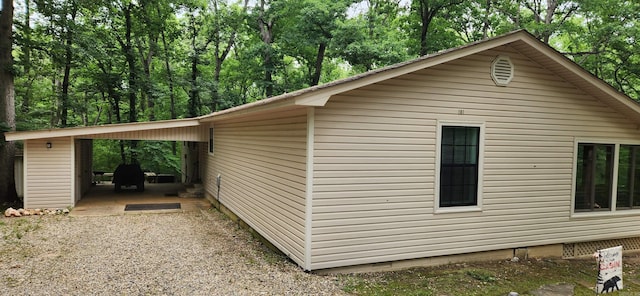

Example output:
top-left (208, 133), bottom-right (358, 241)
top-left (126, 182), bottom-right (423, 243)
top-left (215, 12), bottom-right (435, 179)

top-left (199, 100), bottom-right (305, 123)
top-left (76, 126), bottom-right (208, 142)
top-left (561, 74), bottom-right (640, 118)
top-left (558, 73), bottom-right (640, 126)
top-left (510, 40), bottom-right (640, 126)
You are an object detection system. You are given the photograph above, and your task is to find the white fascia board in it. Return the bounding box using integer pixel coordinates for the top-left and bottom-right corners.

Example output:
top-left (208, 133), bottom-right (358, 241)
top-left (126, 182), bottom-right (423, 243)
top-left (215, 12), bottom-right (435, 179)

top-left (5, 118), bottom-right (200, 141)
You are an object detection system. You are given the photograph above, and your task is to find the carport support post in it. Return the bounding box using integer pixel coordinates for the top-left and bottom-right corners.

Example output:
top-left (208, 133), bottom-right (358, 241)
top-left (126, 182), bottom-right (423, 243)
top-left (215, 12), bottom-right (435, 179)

top-left (182, 141), bottom-right (200, 184)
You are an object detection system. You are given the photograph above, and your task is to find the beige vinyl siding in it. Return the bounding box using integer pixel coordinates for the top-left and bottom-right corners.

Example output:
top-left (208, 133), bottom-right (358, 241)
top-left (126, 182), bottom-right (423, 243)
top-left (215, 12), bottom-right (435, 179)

top-left (24, 138), bottom-right (73, 209)
top-left (310, 45), bottom-right (640, 270)
top-left (206, 108), bottom-right (308, 266)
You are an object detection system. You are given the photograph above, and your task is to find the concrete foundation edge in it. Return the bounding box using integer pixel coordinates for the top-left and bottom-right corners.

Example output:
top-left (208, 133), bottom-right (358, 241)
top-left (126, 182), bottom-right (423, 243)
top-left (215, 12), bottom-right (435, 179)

top-left (206, 193), bottom-right (284, 258)
top-left (204, 193), bottom-right (627, 274)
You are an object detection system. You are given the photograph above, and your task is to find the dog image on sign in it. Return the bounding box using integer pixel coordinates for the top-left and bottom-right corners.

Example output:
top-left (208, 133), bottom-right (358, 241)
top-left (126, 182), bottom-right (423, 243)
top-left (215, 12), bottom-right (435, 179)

top-left (596, 246), bottom-right (623, 294)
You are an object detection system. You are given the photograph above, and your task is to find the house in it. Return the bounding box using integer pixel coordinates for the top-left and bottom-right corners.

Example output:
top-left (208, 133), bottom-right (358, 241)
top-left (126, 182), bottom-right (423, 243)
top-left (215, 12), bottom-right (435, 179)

top-left (6, 30), bottom-right (640, 272)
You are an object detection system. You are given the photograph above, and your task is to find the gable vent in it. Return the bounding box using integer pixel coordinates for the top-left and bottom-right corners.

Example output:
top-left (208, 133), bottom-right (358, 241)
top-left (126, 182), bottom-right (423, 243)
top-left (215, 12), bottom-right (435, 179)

top-left (491, 56), bottom-right (514, 86)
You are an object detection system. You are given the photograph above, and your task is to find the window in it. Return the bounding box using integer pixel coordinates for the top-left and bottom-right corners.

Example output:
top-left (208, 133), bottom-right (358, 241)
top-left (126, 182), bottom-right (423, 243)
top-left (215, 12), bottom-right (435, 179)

top-left (617, 145), bottom-right (640, 209)
top-left (208, 127), bottom-right (214, 155)
top-left (437, 124), bottom-right (482, 209)
top-left (574, 143), bottom-right (614, 211)
top-left (573, 142), bottom-right (640, 213)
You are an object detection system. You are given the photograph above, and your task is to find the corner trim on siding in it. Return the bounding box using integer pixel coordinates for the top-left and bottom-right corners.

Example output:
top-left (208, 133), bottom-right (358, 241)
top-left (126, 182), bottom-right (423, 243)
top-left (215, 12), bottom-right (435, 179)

top-left (23, 141), bottom-right (29, 208)
top-left (70, 137), bottom-right (76, 207)
top-left (304, 107), bottom-right (315, 271)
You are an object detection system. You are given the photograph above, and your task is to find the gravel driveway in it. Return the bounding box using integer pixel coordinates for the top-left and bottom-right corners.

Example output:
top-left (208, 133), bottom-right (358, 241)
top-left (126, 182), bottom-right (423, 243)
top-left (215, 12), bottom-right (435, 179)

top-left (0, 209), bottom-right (347, 295)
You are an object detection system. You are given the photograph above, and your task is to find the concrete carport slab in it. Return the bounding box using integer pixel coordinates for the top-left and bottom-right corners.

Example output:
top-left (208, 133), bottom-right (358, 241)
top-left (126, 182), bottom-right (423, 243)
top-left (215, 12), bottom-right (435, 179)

top-left (70, 183), bottom-right (211, 216)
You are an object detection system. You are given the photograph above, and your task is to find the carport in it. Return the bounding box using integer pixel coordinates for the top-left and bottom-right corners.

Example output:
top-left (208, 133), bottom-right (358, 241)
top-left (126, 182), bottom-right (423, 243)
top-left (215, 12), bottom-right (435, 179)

top-left (71, 182), bottom-right (211, 216)
top-left (4, 118), bottom-right (208, 209)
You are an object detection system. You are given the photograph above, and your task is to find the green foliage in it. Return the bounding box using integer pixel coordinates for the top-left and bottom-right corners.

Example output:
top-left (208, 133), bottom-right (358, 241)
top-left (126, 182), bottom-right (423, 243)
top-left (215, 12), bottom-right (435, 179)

top-left (92, 140), bottom-right (123, 172)
top-left (11, 0), bottom-right (640, 128)
top-left (1, 218), bottom-right (42, 241)
top-left (0, 121), bottom-right (9, 149)
top-left (8, 0), bottom-right (640, 172)
top-left (0, 121), bottom-right (9, 133)
top-left (333, 0), bottom-right (413, 71)
top-left (465, 269), bottom-right (496, 282)
top-left (340, 259), bottom-right (640, 296)
top-left (92, 139), bottom-right (182, 175)
top-left (133, 141), bottom-right (182, 175)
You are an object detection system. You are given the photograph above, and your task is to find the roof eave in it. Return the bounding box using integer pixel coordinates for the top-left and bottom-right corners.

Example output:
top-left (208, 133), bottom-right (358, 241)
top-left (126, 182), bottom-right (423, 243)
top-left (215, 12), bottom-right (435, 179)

top-left (4, 118), bottom-right (200, 141)
top-left (514, 37), bottom-right (640, 122)
top-left (198, 96), bottom-right (299, 123)
top-left (201, 31), bottom-right (530, 118)
top-left (293, 31), bottom-right (528, 107)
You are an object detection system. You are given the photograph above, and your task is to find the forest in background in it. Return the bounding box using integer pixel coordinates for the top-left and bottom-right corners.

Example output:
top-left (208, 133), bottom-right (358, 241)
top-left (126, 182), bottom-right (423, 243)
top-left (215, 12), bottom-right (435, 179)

top-left (4, 0), bottom-right (640, 176)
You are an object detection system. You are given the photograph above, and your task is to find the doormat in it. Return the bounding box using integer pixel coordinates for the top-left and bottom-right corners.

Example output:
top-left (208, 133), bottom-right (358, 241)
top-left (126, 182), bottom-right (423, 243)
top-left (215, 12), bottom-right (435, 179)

top-left (124, 203), bottom-right (181, 211)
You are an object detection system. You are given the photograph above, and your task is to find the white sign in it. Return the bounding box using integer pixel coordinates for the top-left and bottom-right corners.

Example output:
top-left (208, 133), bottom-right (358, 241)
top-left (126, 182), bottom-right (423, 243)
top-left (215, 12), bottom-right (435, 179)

top-left (596, 246), bottom-right (623, 294)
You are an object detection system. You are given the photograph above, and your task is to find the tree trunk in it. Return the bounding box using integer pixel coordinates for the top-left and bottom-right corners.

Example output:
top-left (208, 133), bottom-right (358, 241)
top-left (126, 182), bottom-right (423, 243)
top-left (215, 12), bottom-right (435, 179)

top-left (161, 31), bottom-right (176, 121)
top-left (258, 0), bottom-right (275, 97)
top-left (0, 0), bottom-right (19, 203)
top-left (60, 29), bottom-right (73, 127)
top-left (59, 4), bottom-right (77, 127)
top-left (210, 0), bottom-right (246, 112)
top-left (263, 48), bottom-right (273, 97)
top-left (187, 12), bottom-right (200, 118)
top-left (21, 0), bottom-right (31, 113)
top-left (212, 31), bottom-right (236, 112)
top-left (482, 0), bottom-right (491, 39)
top-left (311, 42), bottom-right (326, 86)
top-left (143, 37), bottom-right (155, 121)
top-left (123, 3), bottom-right (138, 163)
top-left (160, 30), bottom-right (177, 155)
top-left (124, 4), bottom-right (137, 124)
top-left (415, 0), bottom-right (463, 56)
top-left (119, 141), bottom-right (126, 164)
top-left (82, 91), bottom-right (88, 125)
top-left (189, 53), bottom-right (199, 118)
top-left (417, 0), bottom-right (437, 56)
top-left (212, 67), bottom-right (220, 113)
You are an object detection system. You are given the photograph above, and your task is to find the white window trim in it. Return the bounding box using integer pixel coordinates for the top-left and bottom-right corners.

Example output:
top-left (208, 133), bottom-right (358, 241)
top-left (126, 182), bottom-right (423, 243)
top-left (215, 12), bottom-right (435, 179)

top-left (571, 138), bottom-right (640, 218)
top-left (434, 121), bottom-right (485, 214)
top-left (208, 126), bottom-right (214, 156)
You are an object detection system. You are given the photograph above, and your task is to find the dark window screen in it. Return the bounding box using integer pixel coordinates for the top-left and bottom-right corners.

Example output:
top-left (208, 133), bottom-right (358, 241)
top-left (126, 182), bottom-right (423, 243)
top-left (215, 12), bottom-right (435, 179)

top-left (209, 128), bottom-right (214, 153)
top-left (440, 126), bottom-right (480, 207)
